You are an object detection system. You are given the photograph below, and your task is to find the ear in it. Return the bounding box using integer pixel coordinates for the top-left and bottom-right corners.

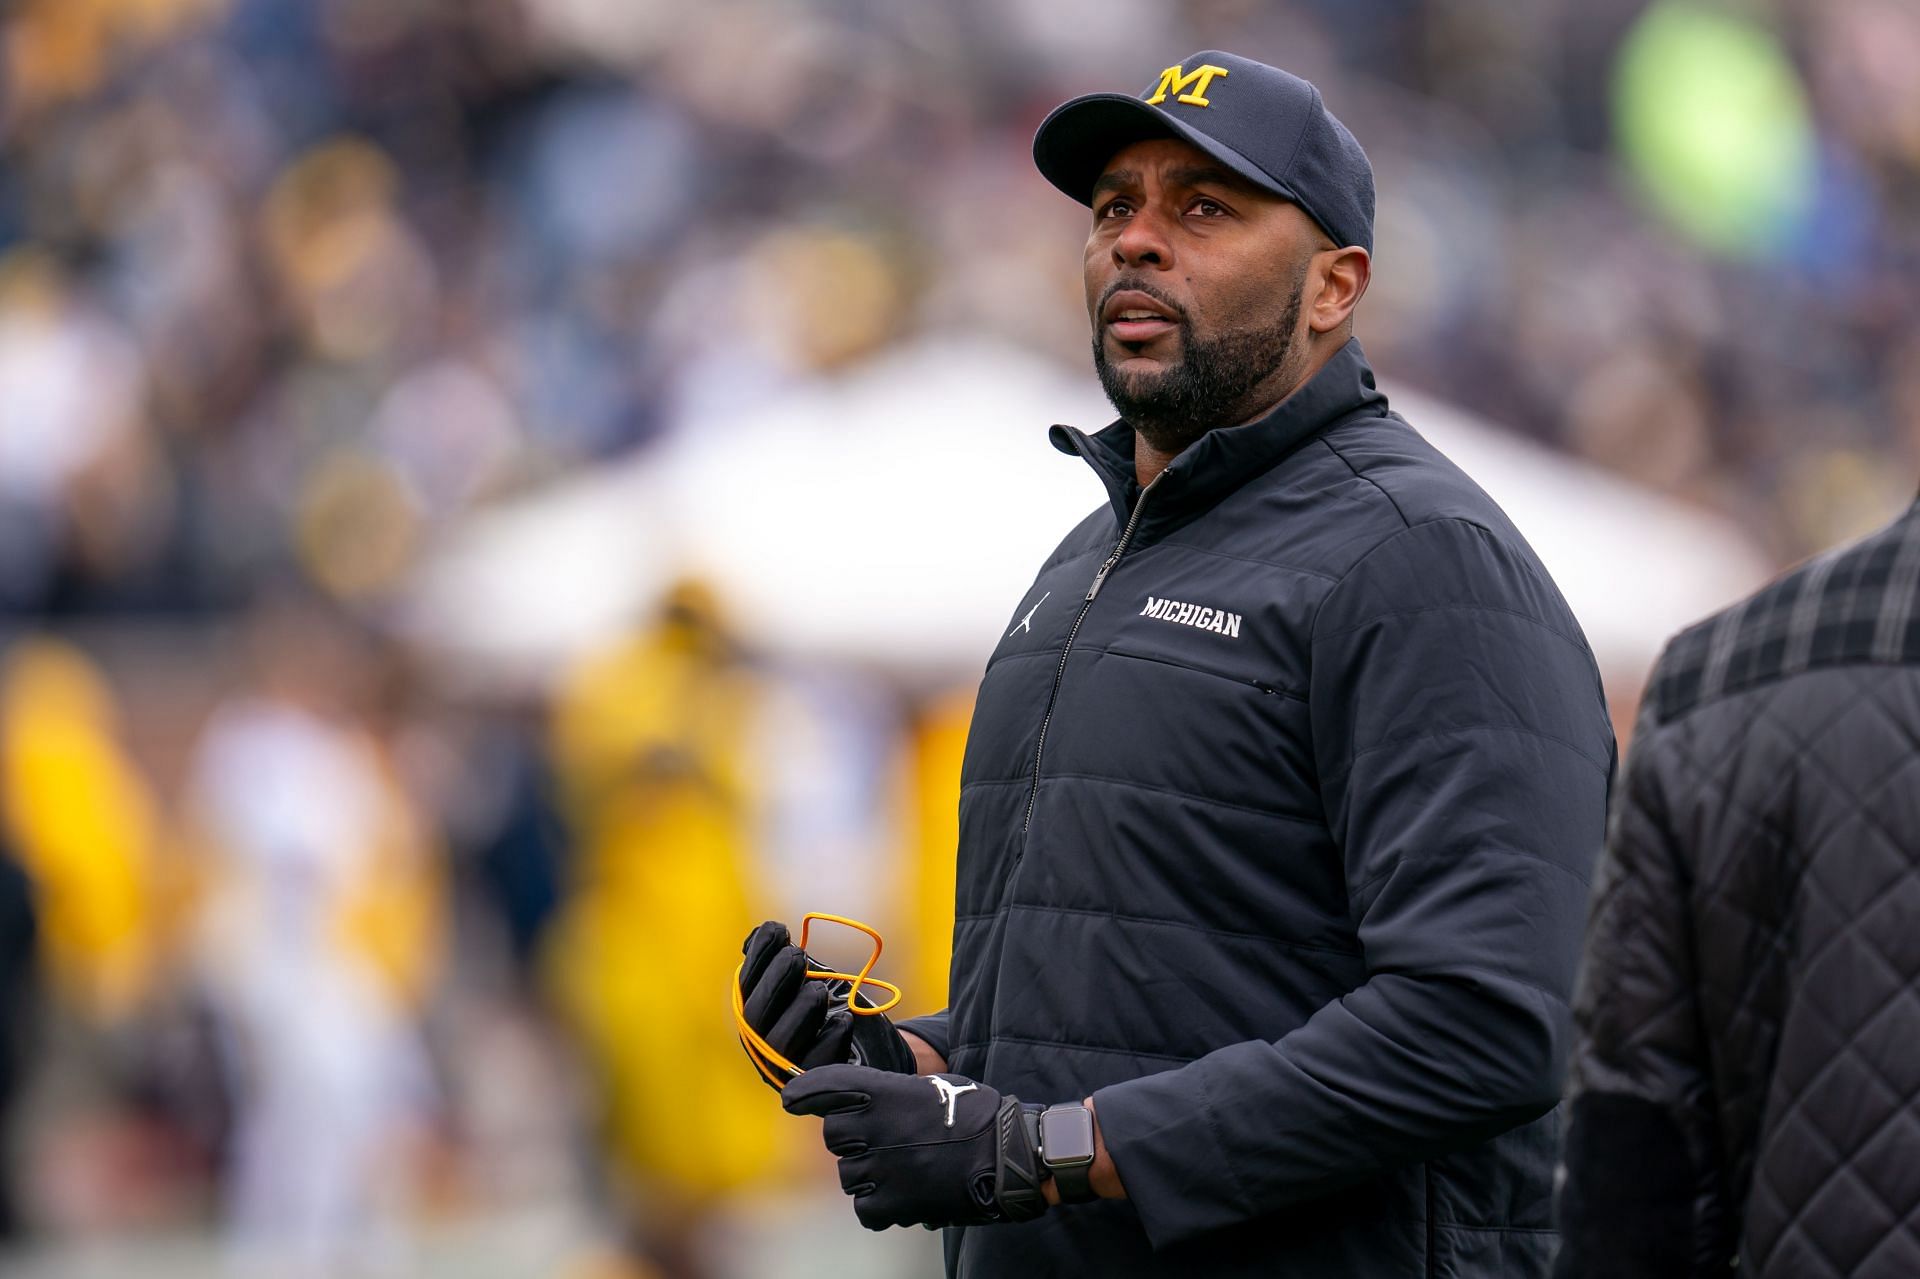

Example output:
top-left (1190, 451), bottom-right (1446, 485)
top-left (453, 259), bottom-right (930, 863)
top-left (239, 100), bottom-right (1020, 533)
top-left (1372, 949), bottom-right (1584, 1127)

top-left (1307, 246), bottom-right (1370, 336)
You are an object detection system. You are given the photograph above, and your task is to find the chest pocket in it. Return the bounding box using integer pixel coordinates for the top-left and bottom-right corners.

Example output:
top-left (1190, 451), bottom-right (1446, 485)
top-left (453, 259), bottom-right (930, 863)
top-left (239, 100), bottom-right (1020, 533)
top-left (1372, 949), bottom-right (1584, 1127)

top-left (1043, 551), bottom-right (1323, 812)
top-left (1058, 627), bottom-right (1300, 802)
top-left (1103, 623), bottom-right (1286, 695)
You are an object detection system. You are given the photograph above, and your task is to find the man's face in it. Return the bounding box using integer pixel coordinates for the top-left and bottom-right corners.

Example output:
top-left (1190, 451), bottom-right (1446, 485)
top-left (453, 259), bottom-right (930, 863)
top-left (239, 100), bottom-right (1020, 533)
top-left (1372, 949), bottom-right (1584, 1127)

top-left (1084, 137), bottom-right (1321, 454)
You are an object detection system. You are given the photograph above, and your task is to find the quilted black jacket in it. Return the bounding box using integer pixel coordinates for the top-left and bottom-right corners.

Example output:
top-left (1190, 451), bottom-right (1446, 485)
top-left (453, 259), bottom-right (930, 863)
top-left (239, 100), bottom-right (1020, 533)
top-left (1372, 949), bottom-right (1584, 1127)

top-left (902, 340), bottom-right (1615, 1276)
top-left (1557, 496), bottom-right (1920, 1278)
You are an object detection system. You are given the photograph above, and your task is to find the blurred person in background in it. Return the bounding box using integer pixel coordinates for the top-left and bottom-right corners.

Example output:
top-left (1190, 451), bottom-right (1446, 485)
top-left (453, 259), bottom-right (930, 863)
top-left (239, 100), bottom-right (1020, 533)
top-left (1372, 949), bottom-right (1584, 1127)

top-left (0, 822), bottom-right (37, 1240)
top-left (0, 250), bottom-right (161, 615)
top-left (184, 594), bottom-right (443, 1277)
top-left (0, 639), bottom-right (160, 1025)
top-left (744, 52), bottom-right (1613, 1277)
top-left (1557, 493), bottom-right (1920, 1277)
top-left (459, 708), bottom-right (572, 986)
top-left (0, 634), bottom-right (217, 1238)
top-left (545, 582), bottom-right (792, 1279)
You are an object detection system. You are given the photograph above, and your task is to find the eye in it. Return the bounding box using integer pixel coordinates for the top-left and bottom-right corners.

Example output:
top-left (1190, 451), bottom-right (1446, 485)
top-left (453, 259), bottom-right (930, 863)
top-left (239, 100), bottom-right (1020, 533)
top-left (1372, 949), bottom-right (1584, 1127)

top-left (1097, 198), bottom-right (1134, 219)
top-left (1189, 197), bottom-right (1228, 217)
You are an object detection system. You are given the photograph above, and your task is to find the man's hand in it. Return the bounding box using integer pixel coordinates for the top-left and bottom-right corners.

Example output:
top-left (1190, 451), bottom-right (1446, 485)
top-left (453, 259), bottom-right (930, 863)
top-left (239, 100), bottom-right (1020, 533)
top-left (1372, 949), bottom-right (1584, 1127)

top-left (781, 1064), bottom-right (1048, 1230)
top-left (738, 921), bottom-right (915, 1088)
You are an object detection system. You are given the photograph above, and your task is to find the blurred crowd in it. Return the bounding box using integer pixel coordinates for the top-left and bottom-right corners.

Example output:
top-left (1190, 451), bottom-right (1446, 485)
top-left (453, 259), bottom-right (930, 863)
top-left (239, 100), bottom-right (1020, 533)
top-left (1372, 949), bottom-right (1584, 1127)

top-left (2, 0), bottom-right (1919, 1275)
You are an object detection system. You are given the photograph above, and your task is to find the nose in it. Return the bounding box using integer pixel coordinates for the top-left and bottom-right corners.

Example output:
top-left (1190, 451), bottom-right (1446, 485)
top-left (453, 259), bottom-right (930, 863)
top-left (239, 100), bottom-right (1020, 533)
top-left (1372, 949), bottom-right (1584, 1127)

top-left (1111, 205), bottom-right (1173, 270)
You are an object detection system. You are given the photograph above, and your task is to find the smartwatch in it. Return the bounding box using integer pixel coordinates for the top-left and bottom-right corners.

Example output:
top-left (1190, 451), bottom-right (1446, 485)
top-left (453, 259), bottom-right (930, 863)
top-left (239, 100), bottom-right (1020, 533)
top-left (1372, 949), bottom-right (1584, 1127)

top-left (1037, 1102), bottom-right (1099, 1204)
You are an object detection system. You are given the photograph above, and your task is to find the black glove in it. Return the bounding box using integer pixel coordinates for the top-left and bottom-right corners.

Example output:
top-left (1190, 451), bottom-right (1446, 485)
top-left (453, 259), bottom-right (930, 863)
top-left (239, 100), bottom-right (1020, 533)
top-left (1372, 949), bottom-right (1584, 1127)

top-left (781, 1064), bottom-right (1048, 1230)
top-left (738, 920), bottom-right (915, 1088)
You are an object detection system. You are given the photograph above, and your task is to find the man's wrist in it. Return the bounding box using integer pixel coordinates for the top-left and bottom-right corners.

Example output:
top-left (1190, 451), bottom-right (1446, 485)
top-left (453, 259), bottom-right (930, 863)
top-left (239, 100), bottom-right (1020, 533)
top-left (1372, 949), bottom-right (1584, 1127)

top-left (899, 1029), bottom-right (948, 1075)
top-left (1038, 1098), bottom-right (1125, 1205)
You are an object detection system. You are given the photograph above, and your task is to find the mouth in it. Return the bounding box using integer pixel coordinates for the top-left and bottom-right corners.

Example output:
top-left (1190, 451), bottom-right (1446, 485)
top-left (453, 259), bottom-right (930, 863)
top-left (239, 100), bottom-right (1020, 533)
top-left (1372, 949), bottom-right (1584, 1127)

top-left (1102, 289), bottom-right (1181, 344)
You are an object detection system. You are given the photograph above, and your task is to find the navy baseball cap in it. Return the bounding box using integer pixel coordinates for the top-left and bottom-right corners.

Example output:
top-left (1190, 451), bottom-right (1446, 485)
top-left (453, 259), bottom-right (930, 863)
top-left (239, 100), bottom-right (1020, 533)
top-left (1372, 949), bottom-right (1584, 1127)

top-left (1033, 51), bottom-right (1374, 254)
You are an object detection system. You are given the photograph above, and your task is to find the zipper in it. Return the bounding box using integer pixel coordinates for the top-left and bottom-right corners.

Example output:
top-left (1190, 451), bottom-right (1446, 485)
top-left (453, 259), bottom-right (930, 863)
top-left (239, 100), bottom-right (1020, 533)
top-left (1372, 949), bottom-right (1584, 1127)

top-left (1022, 470), bottom-right (1166, 832)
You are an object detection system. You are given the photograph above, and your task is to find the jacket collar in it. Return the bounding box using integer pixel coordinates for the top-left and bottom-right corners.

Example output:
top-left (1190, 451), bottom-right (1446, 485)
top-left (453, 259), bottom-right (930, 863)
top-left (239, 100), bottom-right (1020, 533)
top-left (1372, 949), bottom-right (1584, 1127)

top-left (1049, 338), bottom-right (1389, 540)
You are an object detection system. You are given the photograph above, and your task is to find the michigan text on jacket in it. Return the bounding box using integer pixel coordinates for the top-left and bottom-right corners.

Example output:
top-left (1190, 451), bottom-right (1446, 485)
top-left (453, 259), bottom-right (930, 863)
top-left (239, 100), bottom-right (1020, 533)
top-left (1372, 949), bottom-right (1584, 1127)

top-left (1140, 596), bottom-right (1243, 637)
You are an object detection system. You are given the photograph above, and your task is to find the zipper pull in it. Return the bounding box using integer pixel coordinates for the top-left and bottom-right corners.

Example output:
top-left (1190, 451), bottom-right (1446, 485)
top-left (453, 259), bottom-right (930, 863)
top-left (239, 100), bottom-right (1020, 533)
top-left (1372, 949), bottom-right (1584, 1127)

top-left (1086, 471), bottom-right (1164, 603)
top-left (1086, 555), bottom-right (1120, 601)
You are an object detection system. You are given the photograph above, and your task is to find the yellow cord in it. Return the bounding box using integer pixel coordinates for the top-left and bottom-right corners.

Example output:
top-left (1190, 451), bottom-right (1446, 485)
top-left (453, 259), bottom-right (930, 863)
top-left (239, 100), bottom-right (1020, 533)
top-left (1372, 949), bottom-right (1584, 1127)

top-left (733, 912), bottom-right (904, 1089)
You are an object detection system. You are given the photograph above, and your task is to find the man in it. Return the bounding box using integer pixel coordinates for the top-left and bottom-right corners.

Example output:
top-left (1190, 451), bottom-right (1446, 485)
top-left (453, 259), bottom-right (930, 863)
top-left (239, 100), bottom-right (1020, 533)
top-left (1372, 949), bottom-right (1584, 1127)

top-left (1556, 498), bottom-right (1920, 1278)
top-left (739, 51), bottom-right (1614, 1275)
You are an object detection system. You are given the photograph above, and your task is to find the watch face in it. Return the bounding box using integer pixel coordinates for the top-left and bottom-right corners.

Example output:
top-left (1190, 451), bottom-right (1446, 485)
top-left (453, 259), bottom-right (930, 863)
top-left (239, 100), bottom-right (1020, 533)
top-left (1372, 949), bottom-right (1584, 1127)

top-left (1040, 1105), bottom-right (1096, 1165)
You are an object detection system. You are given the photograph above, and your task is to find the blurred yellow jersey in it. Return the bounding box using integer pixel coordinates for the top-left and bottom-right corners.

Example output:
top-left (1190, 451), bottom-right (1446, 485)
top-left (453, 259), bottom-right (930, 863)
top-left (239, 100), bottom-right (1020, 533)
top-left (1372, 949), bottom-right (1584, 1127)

top-left (545, 604), bottom-right (794, 1201)
top-left (0, 637), bottom-right (157, 1020)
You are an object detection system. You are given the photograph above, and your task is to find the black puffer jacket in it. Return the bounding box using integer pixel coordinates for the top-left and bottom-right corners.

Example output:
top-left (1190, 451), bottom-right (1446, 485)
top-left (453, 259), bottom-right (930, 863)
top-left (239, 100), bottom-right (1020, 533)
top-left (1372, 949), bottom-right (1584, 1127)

top-left (902, 340), bottom-right (1614, 1276)
top-left (1558, 497), bottom-right (1920, 1279)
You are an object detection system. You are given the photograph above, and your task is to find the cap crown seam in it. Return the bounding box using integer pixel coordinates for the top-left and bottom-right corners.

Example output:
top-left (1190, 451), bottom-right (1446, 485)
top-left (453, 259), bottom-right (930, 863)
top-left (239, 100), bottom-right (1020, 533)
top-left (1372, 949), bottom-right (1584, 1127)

top-left (1277, 82), bottom-right (1320, 192)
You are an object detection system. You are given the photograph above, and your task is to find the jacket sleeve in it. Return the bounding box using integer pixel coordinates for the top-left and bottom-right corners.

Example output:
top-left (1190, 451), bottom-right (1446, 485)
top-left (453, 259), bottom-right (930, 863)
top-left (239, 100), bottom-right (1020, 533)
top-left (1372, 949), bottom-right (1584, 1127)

top-left (1092, 517), bottom-right (1614, 1248)
top-left (1554, 698), bottom-right (1730, 1278)
top-left (895, 1008), bottom-right (951, 1064)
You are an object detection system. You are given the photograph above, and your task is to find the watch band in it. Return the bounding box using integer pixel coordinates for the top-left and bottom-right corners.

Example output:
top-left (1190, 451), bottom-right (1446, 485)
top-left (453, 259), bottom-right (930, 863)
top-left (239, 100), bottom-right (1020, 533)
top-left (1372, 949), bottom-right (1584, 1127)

top-left (1050, 1154), bottom-right (1097, 1204)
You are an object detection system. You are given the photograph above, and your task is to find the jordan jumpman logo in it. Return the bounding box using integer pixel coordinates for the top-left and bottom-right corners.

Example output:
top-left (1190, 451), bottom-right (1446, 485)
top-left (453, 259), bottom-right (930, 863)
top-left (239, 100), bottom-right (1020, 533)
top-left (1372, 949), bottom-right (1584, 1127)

top-left (928, 1076), bottom-right (978, 1127)
top-left (1010, 591), bottom-right (1051, 637)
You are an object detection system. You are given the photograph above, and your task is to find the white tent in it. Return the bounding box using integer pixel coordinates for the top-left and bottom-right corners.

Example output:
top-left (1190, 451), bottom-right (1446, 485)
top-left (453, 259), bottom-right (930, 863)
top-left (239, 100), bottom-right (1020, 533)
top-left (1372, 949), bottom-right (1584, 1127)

top-left (401, 334), bottom-right (1773, 693)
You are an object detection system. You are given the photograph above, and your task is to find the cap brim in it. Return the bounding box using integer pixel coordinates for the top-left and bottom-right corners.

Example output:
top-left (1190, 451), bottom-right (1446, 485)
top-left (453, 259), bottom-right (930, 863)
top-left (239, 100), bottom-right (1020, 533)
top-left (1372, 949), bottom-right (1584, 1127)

top-left (1032, 92), bottom-right (1296, 209)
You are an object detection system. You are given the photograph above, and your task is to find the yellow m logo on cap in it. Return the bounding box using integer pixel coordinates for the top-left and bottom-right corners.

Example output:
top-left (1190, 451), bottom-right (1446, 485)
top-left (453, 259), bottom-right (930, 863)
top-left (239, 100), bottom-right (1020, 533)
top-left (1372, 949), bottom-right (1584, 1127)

top-left (1145, 63), bottom-right (1230, 108)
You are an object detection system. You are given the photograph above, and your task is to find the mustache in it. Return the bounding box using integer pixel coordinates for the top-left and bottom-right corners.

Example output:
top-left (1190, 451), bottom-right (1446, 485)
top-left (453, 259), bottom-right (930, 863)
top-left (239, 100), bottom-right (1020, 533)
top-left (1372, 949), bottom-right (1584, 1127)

top-left (1098, 277), bottom-right (1188, 324)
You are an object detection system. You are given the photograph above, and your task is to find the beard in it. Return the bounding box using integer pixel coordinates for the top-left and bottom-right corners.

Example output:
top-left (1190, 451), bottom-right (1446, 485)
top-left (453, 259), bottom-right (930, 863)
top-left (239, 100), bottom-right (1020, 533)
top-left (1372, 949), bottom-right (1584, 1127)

top-left (1092, 275), bottom-right (1305, 456)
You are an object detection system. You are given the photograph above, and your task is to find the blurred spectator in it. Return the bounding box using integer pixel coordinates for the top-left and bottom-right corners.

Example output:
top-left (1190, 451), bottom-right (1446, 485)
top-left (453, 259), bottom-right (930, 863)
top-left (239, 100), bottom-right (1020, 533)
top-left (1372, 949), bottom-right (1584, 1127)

top-left (184, 598), bottom-right (442, 1275)
top-left (0, 254), bottom-right (155, 614)
top-left (0, 638), bottom-right (159, 1022)
top-left (543, 582), bottom-right (789, 1279)
top-left (458, 713), bottom-right (571, 980)
top-left (0, 836), bottom-right (37, 1241)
